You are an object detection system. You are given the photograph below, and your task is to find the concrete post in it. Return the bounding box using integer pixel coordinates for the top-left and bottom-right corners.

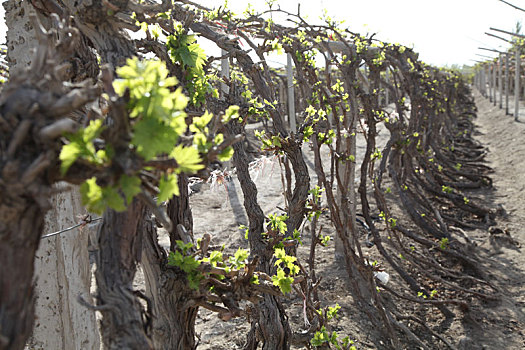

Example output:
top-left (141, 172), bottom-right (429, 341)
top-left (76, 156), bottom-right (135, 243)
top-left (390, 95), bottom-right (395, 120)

top-left (326, 52), bottom-right (334, 126)
top-left (220, 49), bottom-right (230, 98)
top-left (506, 53), bottom-right (510, 115)
top-left (30, 184), bottom-right (99, 350)
top-left (287, 53), bottom-right (296, 132)
top-left (385, 69), bottom-right (390, 106)
top-left (498, 54), bottom-right (503, 109)
top-left (488, 64), bottom-right (493, 102)
top-left (4, 3), bottom-right (100, 348)
top-left (515, 49), bottom-right (520, 120)
top-left (482, 65), bottom-right (487, 97)
top-left (493, 62), bottom-right (497, 106)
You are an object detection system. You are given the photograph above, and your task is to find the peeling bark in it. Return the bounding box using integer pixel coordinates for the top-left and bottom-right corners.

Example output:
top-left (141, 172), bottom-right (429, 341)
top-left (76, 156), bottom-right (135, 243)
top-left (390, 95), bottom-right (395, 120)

top-left (95, 200), bottom-right (153, 350)
top-left (142, 175), bottom-right (199, 350)
top-left (226, 121), bottom-right (291, 350)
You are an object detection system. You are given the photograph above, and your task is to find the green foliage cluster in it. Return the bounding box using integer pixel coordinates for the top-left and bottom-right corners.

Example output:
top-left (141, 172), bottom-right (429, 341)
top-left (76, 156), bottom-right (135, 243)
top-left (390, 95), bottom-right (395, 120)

top-left (167, 27), bottom-right (217, 106)
top-left (310, 304), bottom-right (356, 349)
top-left (167, 240), bottom-right (253, 290)
top-left (60, 58), bottom-right (233, 214)
top-left (168, 241), bottom-right (203, 289)
top-left (272, 247), bottom-right (299, 294)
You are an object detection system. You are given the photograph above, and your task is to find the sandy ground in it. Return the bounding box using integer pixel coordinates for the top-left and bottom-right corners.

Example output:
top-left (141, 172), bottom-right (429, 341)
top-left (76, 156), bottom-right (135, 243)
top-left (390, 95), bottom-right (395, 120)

top-left (465, 90), bottom-right (525, 349)
top-left (127, 89), bottom-right (525, 349)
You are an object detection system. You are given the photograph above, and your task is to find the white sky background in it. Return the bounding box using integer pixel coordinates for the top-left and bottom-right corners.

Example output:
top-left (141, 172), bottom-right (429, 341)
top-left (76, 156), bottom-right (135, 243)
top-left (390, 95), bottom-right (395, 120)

top-left (0, 0), bottom-right (523, 67)
top-left (195, 0), bottom-right (525, 67)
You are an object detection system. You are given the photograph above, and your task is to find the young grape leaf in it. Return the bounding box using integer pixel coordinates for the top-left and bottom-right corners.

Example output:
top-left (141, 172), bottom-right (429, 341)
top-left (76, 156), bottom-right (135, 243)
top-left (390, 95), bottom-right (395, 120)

top-left (119, 175), bottom-right (142, 204)
top-left (171, 145), bottom-right (205, 174)
top-left (157, 173), bottom-right (179, 204)
top-left (80, 178), bottom-right (104, 214)
top-left (102, 186), bottom-right (126, 212)
top-left (59, 142), bottom-right (83, 175)
top-left (80, 178), bottom-right (126, 214)
top-left (271, 268), bottom-right (294, 294)
top-left (218, 146), bottom-right (234, 161)
top-left (132, 118), bottom-right (179, 160)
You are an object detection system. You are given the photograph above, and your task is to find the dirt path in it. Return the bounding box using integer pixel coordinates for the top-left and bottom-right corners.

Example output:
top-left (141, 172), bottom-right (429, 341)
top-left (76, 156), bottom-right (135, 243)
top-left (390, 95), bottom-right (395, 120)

top-left (469, 90), bottom-right (525, 349)
top-left (127, 89), bottom-right (525, 350)
top-left (185, 90), bottom-right (525, 349)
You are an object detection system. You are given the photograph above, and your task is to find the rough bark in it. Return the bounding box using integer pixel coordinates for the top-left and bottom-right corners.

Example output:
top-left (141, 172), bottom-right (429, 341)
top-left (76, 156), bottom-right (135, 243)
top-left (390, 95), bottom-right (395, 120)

top-left (60, 0), bottom-right (136, 69)
top-left (28, 183), bottom-right (100, 350)
top-left (0, 13), bottom-right (99, 349)
top-left (4, 0), bottom-right (40, 75)
top-left (4, 3), bottom-right (100, 349)
top-left (226, 121), bottom-right (291, 350)
top-left (0, 202), bottom-right (46, 350)
top-left (142, 174), bottom-right (198, 350)
top-left (142, 222), bottom-right (199, 350)
top-left (95, 200), bottom-right (153, 350)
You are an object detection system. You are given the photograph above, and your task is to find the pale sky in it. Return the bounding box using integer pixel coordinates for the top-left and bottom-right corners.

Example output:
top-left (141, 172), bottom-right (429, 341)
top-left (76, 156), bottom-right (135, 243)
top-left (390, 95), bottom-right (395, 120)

top-left (0, 0), bottom-right (523, 67)
top-left (196, 0), bottom-right (524, 67)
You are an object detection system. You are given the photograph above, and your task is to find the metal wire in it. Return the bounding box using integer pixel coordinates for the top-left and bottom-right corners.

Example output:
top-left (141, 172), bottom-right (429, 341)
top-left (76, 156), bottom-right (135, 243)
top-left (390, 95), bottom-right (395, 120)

top-left (41, 217), bottom-right (103, 240)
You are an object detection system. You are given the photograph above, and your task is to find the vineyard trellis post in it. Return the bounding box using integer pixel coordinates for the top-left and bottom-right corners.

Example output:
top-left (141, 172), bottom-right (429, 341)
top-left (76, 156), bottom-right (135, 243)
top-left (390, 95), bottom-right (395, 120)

top-left (221, 48), bottom-right (230, 98)
top-left (488, 63), bottom-right (493, 102)
top-left (475, 68), bottom-right (479, 91)
top-left (493, 62), bottom-right (497, 105)
top-left (506, 52), bottom-right (510, 115)
top-left (485, 64), bottom-right (489, 96)
top-left (3, 3), bottom-right (99, 349)
top-left (488, 62), bottom-right (492, 103)
top-left (475, 69), bottom-right (479, 92)
top-left (483, 64), bottom-right (488, 97)
top-left (515, 47), bottom-right (520, 120)
top-left (499, 53), bottom-right (503, 109)
top-left (325, 51), bottom-right (334, 126)
top-left (287, 52), bottom-right (296, 132)
top-left (385, 68), bottom-right (390, 106)
top-left (477, 67), bottom-right (481, 94)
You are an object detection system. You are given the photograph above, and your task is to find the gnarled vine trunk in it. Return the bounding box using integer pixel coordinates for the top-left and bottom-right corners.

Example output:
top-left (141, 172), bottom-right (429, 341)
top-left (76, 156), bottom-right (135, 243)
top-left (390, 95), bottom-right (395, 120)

top-left (4, 3), bottom-right (100, 349)
top-left (142, 174), bottom-right (199, 350)
top-left (226, 121), bottom-right (291, 350)
top-left (0, 203), bottom-right (46, 350)
top-left (0, 13), bottom-right (99, 349)
top-left (95, 200), bottom-right (153, 350)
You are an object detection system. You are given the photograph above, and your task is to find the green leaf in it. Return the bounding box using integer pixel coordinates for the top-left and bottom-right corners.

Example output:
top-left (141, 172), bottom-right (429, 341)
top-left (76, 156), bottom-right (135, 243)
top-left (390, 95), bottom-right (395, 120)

top-left (217, 146), bottom-right (234, 161)
top-left (80, 178), bottom-right (104, 214)
top-left (205, 250), bottom-right (223, 266)
top-left (190, 111), bottom-right (213, 131)
top-left (181, 255), bottom-right (201, 273)
top-left (327, 304), bottom-right (341, 320)
top-left (157, 173), bottom-right (180, 204)
top-left (176, 240), bottom-right (194, 254)
top-left (59, 119), bottom-right (104, 175)
top-left (80, 177), bottom-right (126, 214)
top-left (132, 118), bottom-right (179, 160)
top-left (171, 145), bottom-right (205, 174)
top-left (119, 175), bottom-right (142, 204)
top-left (187, 272), bottom-right (202, 290)
top-left (310, 327), bottom-right (329, 346)
top-left (274, 247), bottom-right (286, 260)
top-left (168, 251), bottom-right (184, 266)
top-left (222, 105), bottom-right (240, 123)
top-left (59, 142), bottom-right (83, 175)
top-left (271, 268), bottom-right (294, 294)
top-left (230, 248), bottom-right (249, 268)
top-left (82, 119), bottom-right (104, 142)
top-left (103, 186), bottom-right (126, 212)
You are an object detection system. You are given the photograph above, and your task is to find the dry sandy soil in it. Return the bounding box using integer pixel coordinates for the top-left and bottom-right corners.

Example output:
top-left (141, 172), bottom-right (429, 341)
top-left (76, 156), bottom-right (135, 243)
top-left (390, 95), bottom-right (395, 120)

top-left (131, 88), bottom-right (525, 349)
